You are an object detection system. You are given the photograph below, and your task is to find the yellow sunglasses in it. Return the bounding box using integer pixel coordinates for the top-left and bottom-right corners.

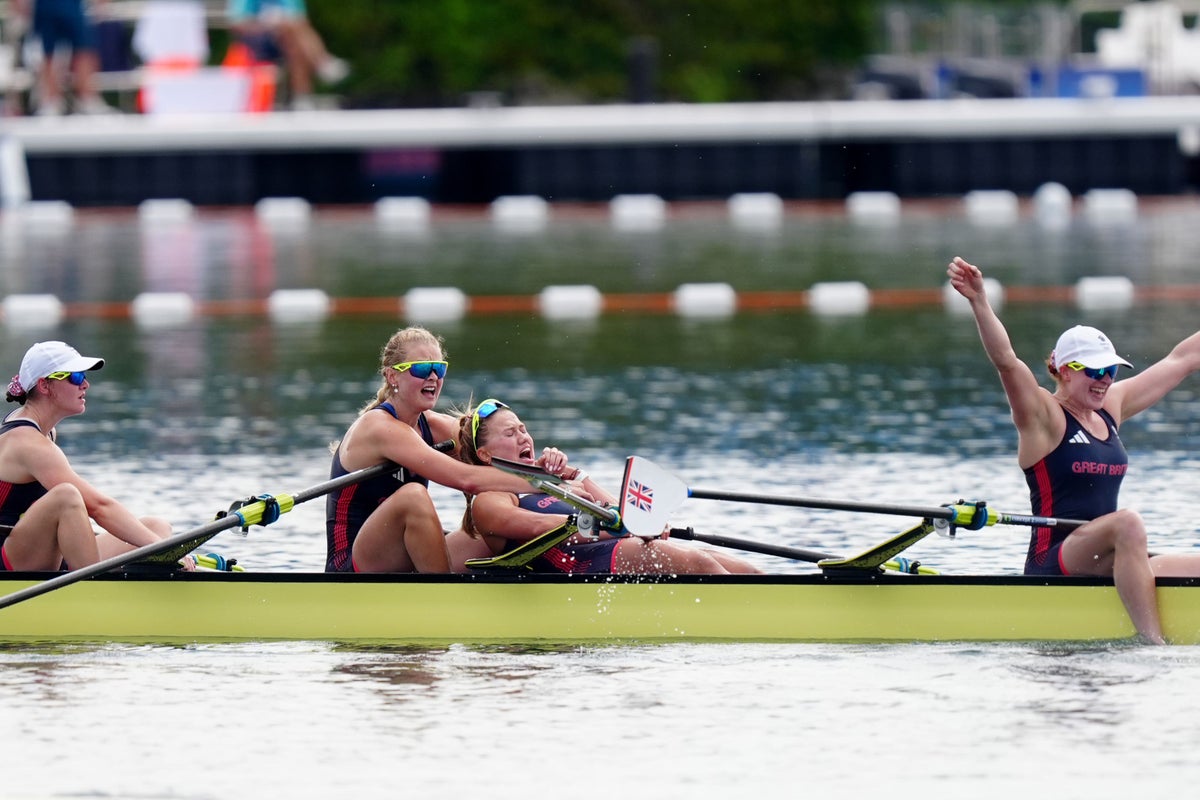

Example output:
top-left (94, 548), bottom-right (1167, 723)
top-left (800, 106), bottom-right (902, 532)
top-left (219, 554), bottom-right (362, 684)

top-left (391, 360), bottom-right (448, 380)
top-left (471, 398), bottom-right (509, 446)
top-left (1065, 362), bottom-right (1119, 380)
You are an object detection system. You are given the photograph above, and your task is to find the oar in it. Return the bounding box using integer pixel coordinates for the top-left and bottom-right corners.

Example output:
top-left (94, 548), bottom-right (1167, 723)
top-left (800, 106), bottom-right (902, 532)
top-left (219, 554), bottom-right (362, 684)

top-left (668, 527), bottom-right (938, 574)
top-left (0, 460), bottom-right (401, 611)
top-left (624, 456), bottom-right (1089, 532)
top-left (492, 456), bottom-right (676, 536)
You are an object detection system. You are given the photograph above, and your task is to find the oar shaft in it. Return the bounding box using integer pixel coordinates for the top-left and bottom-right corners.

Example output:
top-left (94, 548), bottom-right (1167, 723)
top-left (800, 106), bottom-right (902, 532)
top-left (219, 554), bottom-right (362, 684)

top-left (687, 488), bottom-right (1090, 531)
top-left (669, 528), bottom-right (834, 563)
top-left (686, 489), bottom-right (954, 522)
top-left (995, 511), bottom-right (1086, 531)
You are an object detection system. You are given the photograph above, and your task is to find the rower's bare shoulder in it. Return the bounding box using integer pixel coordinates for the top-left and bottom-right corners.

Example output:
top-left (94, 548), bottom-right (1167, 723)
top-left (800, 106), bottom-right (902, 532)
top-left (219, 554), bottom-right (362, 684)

top-left (425, 411), bottom-right (461, 441)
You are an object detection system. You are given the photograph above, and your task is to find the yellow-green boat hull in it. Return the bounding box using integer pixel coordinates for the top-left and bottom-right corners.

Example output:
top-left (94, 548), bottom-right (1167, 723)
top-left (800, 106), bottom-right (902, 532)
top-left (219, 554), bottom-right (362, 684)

top-left (1, 572), bottom-right (1197, 644)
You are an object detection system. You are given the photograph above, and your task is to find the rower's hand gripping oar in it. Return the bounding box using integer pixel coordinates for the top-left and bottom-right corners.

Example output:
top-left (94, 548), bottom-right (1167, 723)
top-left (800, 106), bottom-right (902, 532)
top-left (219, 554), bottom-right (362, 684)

top-left (490, 456), bottom-right (683, 537)
top-left (0, 458), bottom-right (416, 611)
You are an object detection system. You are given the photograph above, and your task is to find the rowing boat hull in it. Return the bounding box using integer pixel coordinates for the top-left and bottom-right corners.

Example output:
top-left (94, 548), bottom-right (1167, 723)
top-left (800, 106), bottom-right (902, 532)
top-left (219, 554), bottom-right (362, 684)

top-left (3, 571), bottom-right (1199, 644)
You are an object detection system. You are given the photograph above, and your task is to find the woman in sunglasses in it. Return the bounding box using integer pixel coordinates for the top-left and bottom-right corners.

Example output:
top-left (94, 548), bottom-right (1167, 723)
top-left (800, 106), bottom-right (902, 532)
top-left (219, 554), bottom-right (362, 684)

top-left (325, 327), bottom-right (534, 573)
top-left (948, 256), bottom-right (1200, 644)
top-left (446, 397), bottom-right (760, 575)
top-left (0, 341), bottom-right (187, 572)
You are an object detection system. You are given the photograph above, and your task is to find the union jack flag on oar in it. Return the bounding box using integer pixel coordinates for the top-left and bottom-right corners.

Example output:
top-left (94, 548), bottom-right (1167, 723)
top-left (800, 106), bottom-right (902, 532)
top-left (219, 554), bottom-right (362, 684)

top-left (619, 457), bottom-right (690, 536)
top-left (626, 479), bottom-right (654, 512)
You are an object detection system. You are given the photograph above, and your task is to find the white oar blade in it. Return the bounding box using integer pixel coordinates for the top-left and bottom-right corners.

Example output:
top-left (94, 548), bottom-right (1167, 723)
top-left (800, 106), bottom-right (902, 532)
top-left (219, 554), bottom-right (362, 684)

top-left (620, 456), bottom-right (689, 536)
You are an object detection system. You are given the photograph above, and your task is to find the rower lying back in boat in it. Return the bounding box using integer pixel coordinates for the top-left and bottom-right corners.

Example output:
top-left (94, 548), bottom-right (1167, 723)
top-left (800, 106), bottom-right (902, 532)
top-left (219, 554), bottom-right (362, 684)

top-left (446, 398), bottom-right (759, 575)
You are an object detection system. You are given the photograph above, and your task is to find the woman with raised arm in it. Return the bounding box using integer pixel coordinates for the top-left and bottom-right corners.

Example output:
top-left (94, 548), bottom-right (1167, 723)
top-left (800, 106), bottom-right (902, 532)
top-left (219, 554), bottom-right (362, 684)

top-left (445, 398), bottom-right (761, 575)
top-left (324, 328), bottom-right (533, 573)
top-left (948, 256), bottom-right (1200, 644)
top-left (0, 341), bottom-right (188, 572)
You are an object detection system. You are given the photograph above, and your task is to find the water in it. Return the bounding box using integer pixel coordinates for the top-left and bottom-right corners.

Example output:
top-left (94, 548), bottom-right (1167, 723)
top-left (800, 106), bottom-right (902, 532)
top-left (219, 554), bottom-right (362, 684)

top-left (3, 202), bottom-right (1200, 797)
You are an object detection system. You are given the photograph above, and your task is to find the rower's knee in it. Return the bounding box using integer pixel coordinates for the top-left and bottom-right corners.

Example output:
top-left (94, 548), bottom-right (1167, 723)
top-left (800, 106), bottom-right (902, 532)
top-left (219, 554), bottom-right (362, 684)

top-left (1108, 509), bottom-right (1149, 553)
top-left (44, 483), bottom-right (85, 514)
top-left (379, 483), bottom-right (440, 530)
top-left (139, 516), bottom-right (171, 537)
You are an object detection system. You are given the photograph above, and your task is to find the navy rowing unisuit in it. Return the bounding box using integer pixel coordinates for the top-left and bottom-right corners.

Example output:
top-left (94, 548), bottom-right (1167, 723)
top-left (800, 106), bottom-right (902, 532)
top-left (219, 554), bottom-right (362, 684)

top-left (1023, 406), bottom-right (1127, 576)
top-left (324, 403), bottom-right (434, 572)
top-left (514, 493), bottom-right (621, 574)
top-left (0, 418), bottom-right (51, 571)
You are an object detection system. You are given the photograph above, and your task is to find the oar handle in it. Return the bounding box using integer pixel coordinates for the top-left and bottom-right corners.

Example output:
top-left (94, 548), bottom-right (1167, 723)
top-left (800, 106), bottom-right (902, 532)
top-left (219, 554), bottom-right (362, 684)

top-left (491, 457), bottom-right (622, 529)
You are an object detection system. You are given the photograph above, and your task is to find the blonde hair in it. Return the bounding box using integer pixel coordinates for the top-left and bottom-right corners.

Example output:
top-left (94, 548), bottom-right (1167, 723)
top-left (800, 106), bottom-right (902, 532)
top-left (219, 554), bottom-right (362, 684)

top-left (358, 326), bottom-right (447, 415)
top-left (453, 396), bottom-right (502, 538)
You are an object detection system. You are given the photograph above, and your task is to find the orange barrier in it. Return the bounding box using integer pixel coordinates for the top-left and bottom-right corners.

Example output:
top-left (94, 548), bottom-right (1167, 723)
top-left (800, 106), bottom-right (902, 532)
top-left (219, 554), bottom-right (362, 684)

top-left (31, 282), bottom-right (1200, 324)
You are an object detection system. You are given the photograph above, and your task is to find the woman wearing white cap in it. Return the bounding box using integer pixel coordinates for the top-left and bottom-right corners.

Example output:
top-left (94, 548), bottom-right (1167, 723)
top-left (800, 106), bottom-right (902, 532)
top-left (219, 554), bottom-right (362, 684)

top-left (948, 257), bottom-right (1200, 644)
top-left (0, 341), bottom-right (186, 572)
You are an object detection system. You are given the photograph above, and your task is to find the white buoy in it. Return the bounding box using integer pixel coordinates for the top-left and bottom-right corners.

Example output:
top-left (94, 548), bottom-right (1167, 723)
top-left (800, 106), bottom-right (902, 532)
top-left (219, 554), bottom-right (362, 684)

top-left (0, 136), bottom-right (30, 208)
top-left (375, 197), bottom-right (431, 230)
top-left (255, 197), bottom-right (312, 228)
top-left (846, 192), bottom-right (900, 223)
top-left (1083, 189), bottom-right (1137, 224)
top-left (490, 195), bottom-right (549, 232)
top-left (1075, 276), bottom-right (1135, 310)
top-left (131, 292), bottom-right (196, 327)
top-left (1179, 126), bottom-right (1200, 157)
top-left (610, 194), bottom-right (666, 231)
top-left (943, 278), bottom-right (1005, 315)
top-left (404, 287), bottom-right (468, 322)
top-left (1, 293), bottom-right (63, 328)
top-left (267, 288), bottom-right (330, 322)
top-left (964, 190), bottom-right (1019, 226)
top-left (673, 282), bottom-right (737, 318)
top-left (1034, 182), bottom-right (1073, 227)
top-left (728, 193), bottom-right (783, 229)
top-left (138, 199), bottom-right (194, 225)
top-left (538, 285), bottom-right (603, 320)
top-left (19, 200), bottom-right (74, 230)
top-left (809, 281), bottom-right (870, 316)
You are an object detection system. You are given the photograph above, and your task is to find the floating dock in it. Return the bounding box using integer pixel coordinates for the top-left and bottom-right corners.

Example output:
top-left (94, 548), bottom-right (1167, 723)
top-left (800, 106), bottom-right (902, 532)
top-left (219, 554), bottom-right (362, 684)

top-left (2, 96), bottom-right (1199, 206)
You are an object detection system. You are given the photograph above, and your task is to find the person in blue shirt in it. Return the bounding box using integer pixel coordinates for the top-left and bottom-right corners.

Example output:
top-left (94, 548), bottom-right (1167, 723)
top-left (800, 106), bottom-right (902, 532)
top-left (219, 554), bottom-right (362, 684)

top-left (227, 0), bottom-right (349, 110)
top-left (16, 0), bottom-right (117, 115)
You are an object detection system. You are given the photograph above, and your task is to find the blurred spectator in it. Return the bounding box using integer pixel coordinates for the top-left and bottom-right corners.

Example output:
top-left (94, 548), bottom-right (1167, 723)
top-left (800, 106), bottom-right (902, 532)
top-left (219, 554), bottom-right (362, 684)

top-left (226, 0), bottom-right (349, 110)
top-left (18, 0), bottom-right (117, 115)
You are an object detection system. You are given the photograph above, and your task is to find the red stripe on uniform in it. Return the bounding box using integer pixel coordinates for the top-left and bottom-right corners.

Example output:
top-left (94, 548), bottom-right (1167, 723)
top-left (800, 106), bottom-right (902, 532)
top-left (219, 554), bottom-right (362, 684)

top-left (331, 483), bottom-right (359, 568)
top-left (1032, 460), bottom-right (1054, 560)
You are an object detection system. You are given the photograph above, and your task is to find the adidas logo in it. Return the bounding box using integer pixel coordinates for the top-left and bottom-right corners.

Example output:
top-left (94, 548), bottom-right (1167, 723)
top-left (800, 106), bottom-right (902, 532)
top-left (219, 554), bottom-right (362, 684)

top-left (1068, 430), bottom-right (1091, 445)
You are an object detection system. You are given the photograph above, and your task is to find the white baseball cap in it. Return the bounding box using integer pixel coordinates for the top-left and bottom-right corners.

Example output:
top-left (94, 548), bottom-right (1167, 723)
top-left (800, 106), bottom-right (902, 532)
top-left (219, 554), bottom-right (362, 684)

top-left (1051, 325), bottom-right (1133, 371)
top-left (18, 341), bottom-right (104, 392)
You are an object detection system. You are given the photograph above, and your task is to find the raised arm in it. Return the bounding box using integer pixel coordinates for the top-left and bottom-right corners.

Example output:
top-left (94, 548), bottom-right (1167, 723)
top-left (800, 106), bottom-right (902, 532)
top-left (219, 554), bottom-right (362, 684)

top-left (1107, 329), bottom-right (1200, 424)
top-left (947, 257), bottom-right (1060, 460)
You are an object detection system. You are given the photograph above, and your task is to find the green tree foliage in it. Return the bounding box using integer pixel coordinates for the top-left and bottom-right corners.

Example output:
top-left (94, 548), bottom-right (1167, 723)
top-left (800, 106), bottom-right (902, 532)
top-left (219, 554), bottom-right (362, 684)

top-left (305, 0), bottom-right (876, 107)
